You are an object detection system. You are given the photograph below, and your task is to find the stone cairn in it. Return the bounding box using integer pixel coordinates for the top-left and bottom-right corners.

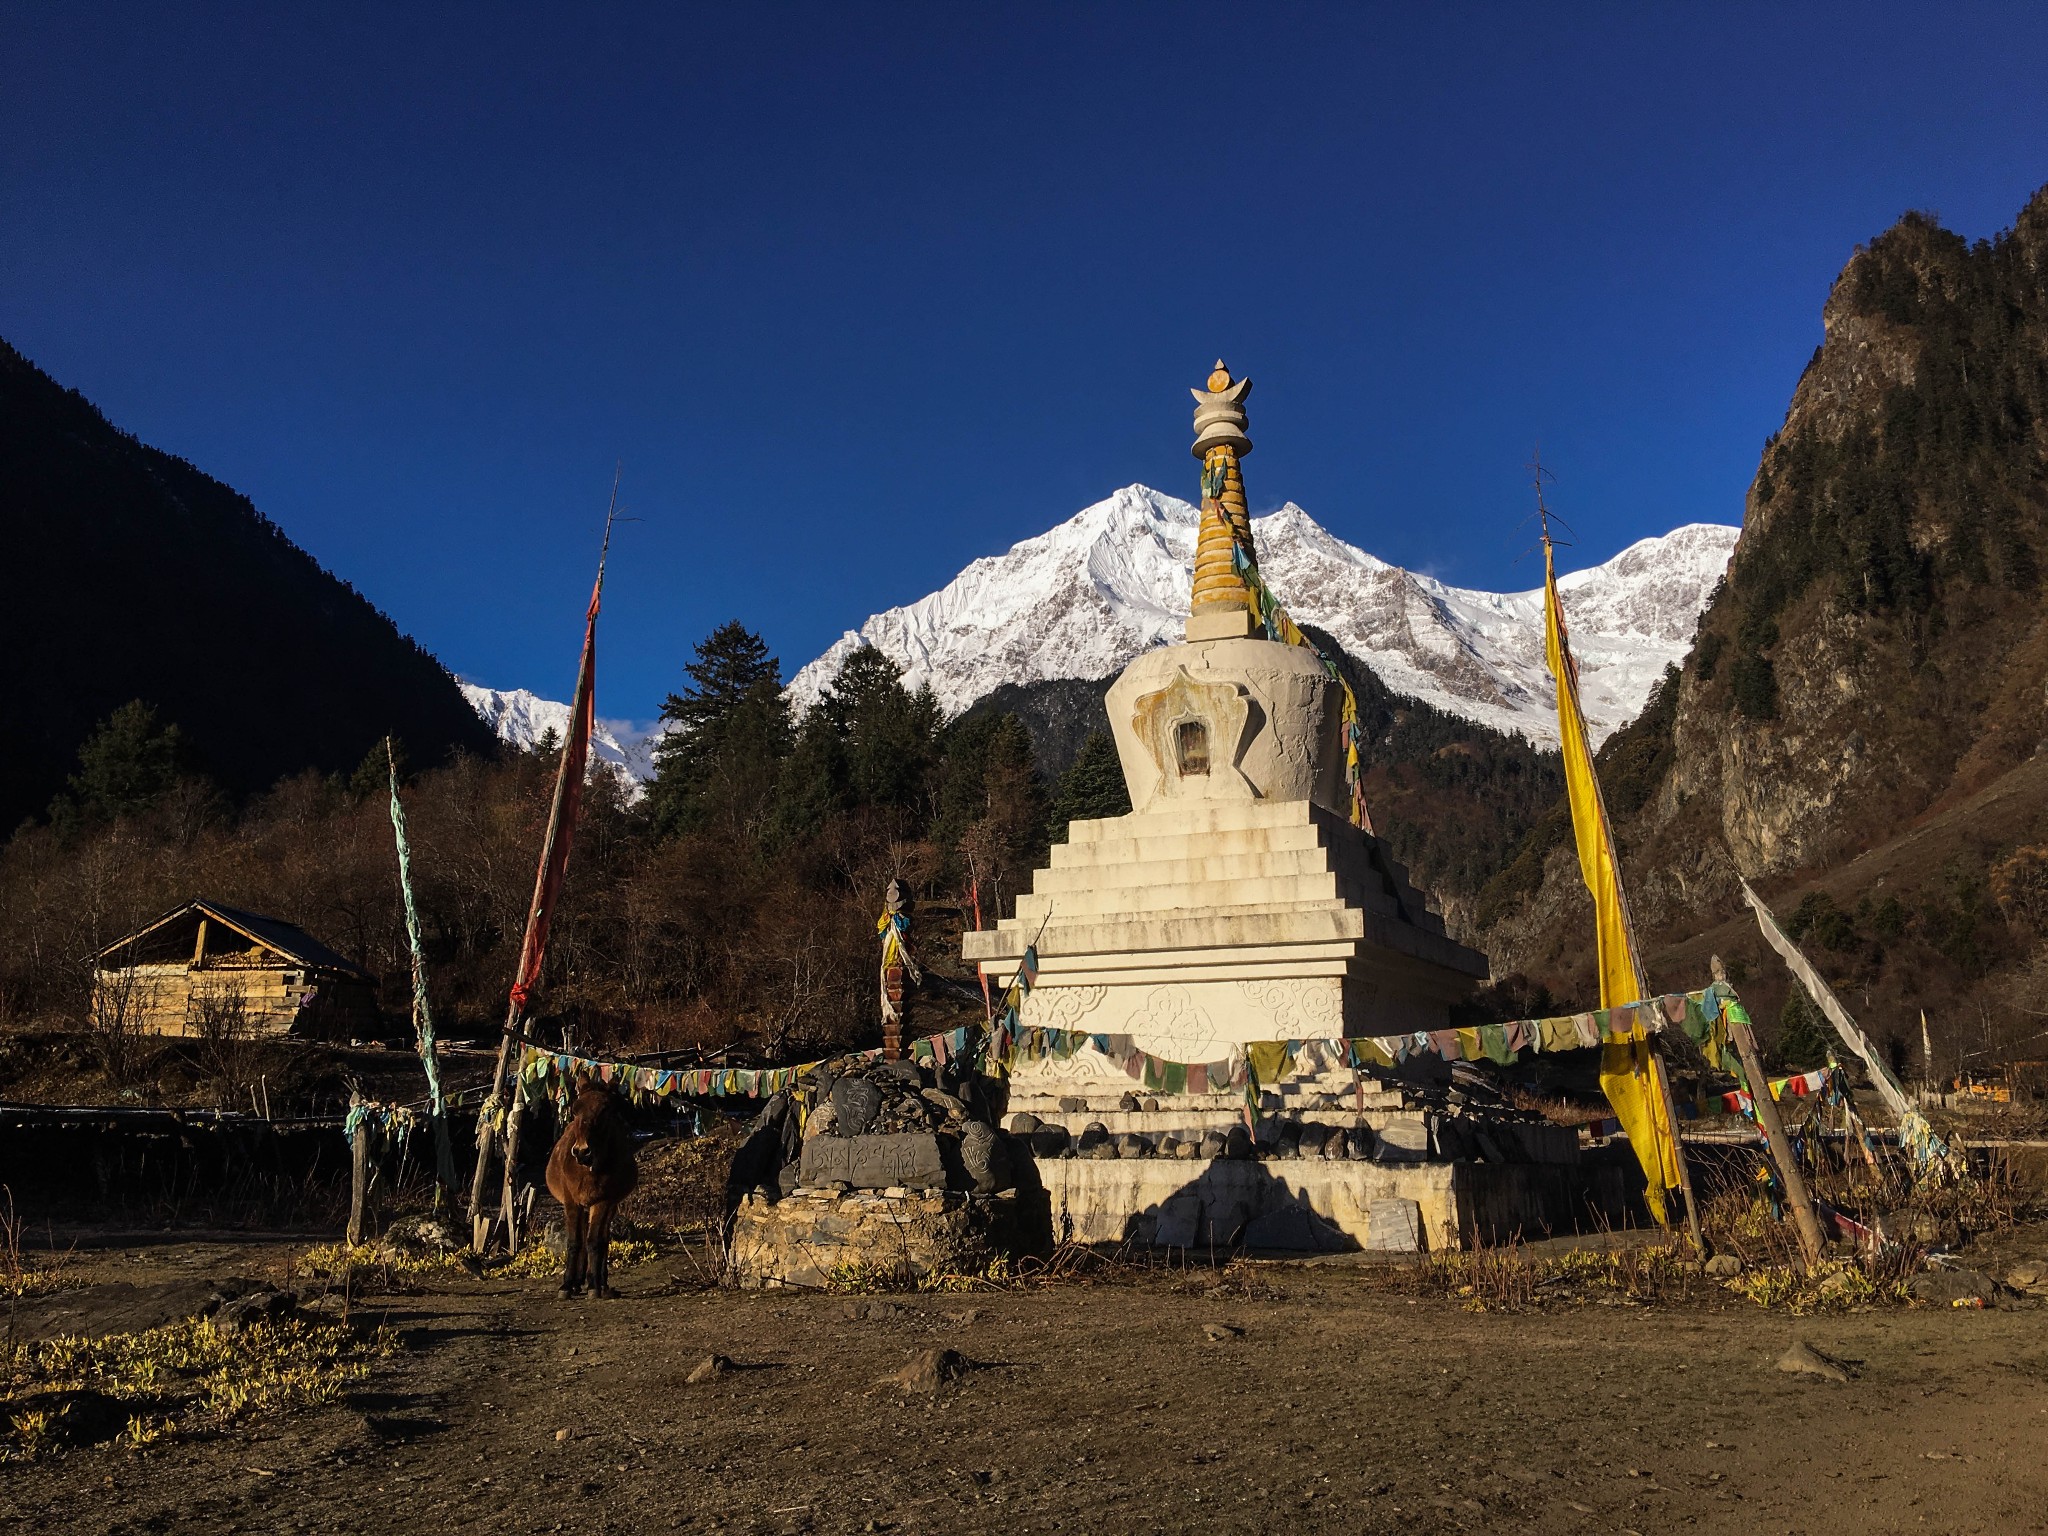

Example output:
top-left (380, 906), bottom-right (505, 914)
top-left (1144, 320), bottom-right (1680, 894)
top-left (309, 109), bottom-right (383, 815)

top-left (725, 1053), bottom-right (1048, 1288)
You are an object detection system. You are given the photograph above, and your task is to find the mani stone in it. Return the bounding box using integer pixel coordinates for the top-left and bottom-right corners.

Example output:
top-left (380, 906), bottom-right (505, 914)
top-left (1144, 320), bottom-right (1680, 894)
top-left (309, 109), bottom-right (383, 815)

top-left (831, 1077), bottom-right (885, 1138)
top-left (798, 1133), bottom-right (946, 1192)
top-left (1223, 1125), bottom-right (1251, 1160)
top-left (1198, 1131), bottom-right (1227, 1160)
top-left (1007, 1112), bottom-right (1041, 1135)
top-left (1115, 1132), bottom-right (1149, 1159)
top-left (959, 1121), bottom-right (1008, 1194)
top-left (1296, 1124), bottom-right (1328, 1157)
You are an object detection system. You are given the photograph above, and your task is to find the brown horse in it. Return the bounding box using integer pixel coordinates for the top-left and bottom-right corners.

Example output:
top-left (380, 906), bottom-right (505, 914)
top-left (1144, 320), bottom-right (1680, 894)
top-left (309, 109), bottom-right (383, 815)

top-left (544, 1084), bottom-right (639, 1298)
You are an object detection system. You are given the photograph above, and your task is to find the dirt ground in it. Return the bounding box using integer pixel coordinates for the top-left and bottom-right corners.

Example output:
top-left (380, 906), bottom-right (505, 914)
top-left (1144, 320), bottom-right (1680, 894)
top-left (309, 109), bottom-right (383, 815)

top-left (5, 1236), bottom-right (2046, 1536)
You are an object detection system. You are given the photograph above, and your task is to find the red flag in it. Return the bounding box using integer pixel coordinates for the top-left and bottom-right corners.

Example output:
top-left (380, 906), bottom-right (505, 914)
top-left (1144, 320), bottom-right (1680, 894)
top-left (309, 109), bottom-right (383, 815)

top-left (508, 577), bottom-right (599, 1013)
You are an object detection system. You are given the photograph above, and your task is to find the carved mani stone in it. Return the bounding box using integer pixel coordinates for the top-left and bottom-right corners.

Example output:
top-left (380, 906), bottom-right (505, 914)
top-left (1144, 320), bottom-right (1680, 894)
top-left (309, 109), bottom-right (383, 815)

top-left (798, 1133), bottom-right (946, 1192)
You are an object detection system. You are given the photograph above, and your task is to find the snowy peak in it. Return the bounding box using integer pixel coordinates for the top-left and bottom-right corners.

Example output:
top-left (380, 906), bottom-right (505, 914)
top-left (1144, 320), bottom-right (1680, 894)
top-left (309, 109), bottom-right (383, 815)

top-left (789, 486), bottom-right (1737, 749)
top-left (457, 681), bottom-right (663, 791)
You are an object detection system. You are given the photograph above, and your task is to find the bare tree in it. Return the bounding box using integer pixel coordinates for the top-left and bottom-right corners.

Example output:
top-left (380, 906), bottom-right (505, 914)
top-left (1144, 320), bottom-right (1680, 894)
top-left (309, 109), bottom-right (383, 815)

top-left (86, 952), bottom-right (145, 1088)
top-left (191, 978), bottom-right (257, 1108)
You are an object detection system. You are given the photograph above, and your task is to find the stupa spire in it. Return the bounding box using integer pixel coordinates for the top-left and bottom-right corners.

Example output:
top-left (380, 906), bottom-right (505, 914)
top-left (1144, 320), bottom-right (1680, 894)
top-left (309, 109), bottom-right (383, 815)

top-left (1186, 359), bottom-right (1258, 640)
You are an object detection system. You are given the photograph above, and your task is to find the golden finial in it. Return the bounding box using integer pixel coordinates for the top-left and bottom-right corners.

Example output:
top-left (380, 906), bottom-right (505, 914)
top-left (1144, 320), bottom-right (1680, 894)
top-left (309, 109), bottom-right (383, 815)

top-left (1207, 359), bottom-right (1233, 393)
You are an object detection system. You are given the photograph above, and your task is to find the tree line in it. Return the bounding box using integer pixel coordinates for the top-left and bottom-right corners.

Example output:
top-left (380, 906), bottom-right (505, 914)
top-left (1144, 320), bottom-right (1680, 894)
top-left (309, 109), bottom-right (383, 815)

top-left (0, 624), bottom-right (1130, 1065)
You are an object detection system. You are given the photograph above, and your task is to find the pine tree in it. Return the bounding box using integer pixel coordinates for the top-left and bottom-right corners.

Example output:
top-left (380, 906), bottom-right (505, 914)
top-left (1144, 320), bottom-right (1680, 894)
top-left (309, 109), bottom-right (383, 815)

top-left (1047, 730), bottom-right (1130, 837)
top-left (1773, 986), bottom-right (1838, 1069)
top-left (54, 700), bottom-right (191, 825)
top-left (647, 622), bottom-right (791, 838)
top-left (819, 647), bottom-right (939, 811)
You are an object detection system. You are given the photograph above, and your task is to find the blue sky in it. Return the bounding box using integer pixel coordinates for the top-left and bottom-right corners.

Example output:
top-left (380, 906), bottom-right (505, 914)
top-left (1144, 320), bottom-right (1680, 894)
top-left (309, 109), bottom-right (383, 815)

top-left (5, 4), bottom-right (2045, 726)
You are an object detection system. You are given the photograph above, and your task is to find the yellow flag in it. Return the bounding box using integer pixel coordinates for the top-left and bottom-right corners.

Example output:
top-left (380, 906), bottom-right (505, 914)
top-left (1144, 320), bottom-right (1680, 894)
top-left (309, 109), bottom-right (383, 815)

top-left (1544, 542), bottom-right (1683, 1224)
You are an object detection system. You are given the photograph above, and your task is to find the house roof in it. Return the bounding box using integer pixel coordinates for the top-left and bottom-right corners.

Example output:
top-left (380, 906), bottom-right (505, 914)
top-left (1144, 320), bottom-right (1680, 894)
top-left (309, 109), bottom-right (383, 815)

top-left (95, 899), bottom-right (375, 980)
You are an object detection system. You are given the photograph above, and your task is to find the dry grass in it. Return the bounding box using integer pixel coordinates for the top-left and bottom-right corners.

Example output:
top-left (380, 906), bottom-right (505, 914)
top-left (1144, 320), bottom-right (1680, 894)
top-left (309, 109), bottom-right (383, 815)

top-left (3, 1316), bottom-right (396, 1460)
top-left (292, 1235), bottom-right (660, 1293)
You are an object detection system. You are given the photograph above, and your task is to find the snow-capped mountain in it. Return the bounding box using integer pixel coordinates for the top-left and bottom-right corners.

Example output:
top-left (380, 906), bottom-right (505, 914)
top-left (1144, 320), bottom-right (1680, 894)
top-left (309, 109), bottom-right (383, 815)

top-left (457, 681), bottom-right (664, 791)
top-left (788, 485), bottom-right (1738, 749)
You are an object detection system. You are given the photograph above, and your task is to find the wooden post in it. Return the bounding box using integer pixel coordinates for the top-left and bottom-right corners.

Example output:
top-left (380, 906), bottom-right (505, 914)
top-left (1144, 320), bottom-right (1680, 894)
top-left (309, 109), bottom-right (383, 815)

top-left (347, 1097), bottom-right (371, 1248)
top-left (1648, 1044), bottom-right (1705, 1257)
top-left (881, 878), bottom-right (909, 1062)
top-left (469, 1003), bottom-right (524, 1252)
top-left (882, 965), bottom-right (906, 1062)
top-left (499, 1085), bottom-right (530, 1258)
top-left (1713, 960), bottom-right (1825, 1272)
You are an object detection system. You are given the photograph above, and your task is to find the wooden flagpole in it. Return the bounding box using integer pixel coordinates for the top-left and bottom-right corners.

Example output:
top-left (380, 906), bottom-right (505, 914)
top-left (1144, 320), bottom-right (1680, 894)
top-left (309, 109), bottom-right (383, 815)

top-left (469, 473), bottom-right (622, 1254)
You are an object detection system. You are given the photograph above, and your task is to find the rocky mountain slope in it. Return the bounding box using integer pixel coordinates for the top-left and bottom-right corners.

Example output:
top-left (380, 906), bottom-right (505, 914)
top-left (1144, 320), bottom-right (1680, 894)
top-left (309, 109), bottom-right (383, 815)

top-left (0, 339), bottom-right (496, 828)
top-left (787, 486), bottom-right (1736, 749)
top-left (1478, 186), bottom-right (2048, 1065)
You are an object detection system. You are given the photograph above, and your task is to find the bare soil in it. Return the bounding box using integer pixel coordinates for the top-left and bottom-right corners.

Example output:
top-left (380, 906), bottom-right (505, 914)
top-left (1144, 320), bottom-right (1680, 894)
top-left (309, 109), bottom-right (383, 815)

top-left (5, 1235), bottom-right (2047, 1536)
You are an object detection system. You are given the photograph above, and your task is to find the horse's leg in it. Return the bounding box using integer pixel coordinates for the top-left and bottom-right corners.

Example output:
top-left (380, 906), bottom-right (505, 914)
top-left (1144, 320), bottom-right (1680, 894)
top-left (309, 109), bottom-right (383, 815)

top-left (589, 1201), bottom-right (615, 1298)
top-left (558, 1202), bottom-right (588, 1297)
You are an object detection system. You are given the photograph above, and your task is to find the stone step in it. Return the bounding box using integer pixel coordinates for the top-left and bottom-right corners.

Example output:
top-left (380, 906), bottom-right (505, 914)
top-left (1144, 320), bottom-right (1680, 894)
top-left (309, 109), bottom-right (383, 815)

top-left (1066, 800), bottom-right (1321, 842)
top-left (1034, 846), bottom-right (1331, 893)
top-left (1048, 822), bottom-right (1329, 869)
top-left (1014, 869), bottom-right (1345, 919)
top-left (1006, 1107), bottom-right (1425, 1137)
top-left (982, 897), bottom-right (1370, 951)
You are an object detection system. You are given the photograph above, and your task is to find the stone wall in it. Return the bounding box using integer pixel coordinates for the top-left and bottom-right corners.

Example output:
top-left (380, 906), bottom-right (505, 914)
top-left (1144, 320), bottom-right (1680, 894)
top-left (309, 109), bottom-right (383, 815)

top-left (727, 1187), bottom-right (1044, 1290)
top-left (1034, 1155), bottom-right (1624, 1252)
top-left (1037, 1156), bottom-right (1459, 1251)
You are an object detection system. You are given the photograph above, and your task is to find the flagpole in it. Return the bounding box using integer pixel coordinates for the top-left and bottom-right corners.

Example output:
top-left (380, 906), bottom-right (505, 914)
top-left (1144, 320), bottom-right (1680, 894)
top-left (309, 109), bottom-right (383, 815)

top-left (1535, 457), bottom-right (1697, 1250)
top-left (468, 474), bottom-right (622, 1254)
top-left (386, 738), bottom-right (456, 1207)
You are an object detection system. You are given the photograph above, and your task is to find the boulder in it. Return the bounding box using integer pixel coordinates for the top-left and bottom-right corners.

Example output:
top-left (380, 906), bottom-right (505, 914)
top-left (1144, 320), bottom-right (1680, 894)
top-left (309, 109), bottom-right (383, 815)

top-left (1776, 1341), bottom-right (1851, 1383)
top-left (1006, 1112), bottom-right (1041, 1136)
top-left (1222, 1125), bottom-right (1252, 1161)
top-left (886, 1347), bottom-right (974, 1395)
top-left (1907, 1267), bottom-right (2008, 1307)
top-left (1115, 1133), bottom-right (1150, 1159)
top-left (1703, 1253), bottom-right (1744, 1278)
top-left (213, 1286), bottom-right (299, 1332)
top-left (1198, 1131), bottom-right (1227, 1160)
top-left (1029, 1125), bottom-right (1071, 1158)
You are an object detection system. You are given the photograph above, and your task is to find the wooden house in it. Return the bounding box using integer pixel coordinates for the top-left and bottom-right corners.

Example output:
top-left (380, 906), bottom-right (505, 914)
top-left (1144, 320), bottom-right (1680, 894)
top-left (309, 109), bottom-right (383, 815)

top-left (93, 900), bottom-right (381, 1041)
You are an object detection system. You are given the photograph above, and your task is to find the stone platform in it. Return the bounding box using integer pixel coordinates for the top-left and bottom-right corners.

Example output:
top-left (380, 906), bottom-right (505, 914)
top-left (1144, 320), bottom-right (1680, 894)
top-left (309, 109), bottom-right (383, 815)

top-left (728, 1186), bottom-right (1042, 1289)
top-left (1035, 1154), bottom-right (1619, 1253)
